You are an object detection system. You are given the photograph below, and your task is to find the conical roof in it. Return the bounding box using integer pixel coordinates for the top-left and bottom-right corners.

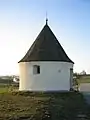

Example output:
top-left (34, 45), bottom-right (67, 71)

top-left (18, 23), bottom-right (74, 63)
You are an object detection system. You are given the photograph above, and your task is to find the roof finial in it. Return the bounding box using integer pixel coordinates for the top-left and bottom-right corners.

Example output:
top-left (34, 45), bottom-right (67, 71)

top-left (46, 12), bottom-right (48, 25)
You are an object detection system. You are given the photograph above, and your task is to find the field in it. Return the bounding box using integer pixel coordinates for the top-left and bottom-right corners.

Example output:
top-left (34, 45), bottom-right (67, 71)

top-left (0, 77), bottom-right (90, 119)
top-left (0, 91), bottom-right (89, 120)
top-left (73, 75), bottom-right (90, 86)
top-left (0, 84), bottom-right (89, 119)
top-left (78, 75), bottom-right (90, 83)
top-left (74, 75), bottom-right (90, 91)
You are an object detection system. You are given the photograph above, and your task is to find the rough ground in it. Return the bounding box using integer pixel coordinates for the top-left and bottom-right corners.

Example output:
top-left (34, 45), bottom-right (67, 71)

top-left (0, 91), bottom-right (89, 120)
top-left (82, 92), bottom-right (90, 104)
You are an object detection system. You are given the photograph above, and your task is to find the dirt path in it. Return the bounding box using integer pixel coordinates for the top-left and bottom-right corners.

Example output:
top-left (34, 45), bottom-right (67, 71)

top-left (79, 83), bottom-right (90, 92)
top-left (82, 92), bottom-right (90, 105)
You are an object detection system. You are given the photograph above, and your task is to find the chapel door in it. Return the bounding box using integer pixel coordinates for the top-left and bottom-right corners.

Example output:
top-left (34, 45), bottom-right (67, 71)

top-left (70, 68), bottom-right (73, 89)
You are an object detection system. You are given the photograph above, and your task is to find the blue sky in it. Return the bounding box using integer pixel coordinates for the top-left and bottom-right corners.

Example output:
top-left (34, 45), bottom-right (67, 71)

top-left (0, 0), bottom-right (90, 75)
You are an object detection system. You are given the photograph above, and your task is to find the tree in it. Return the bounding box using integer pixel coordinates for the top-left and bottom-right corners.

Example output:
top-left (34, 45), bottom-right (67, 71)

top-left (80, 70), bottom-right (86, 75)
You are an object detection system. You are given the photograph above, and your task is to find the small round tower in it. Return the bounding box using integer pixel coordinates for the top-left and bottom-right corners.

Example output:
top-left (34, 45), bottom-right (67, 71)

top-left (18, 21), bottom-right (74, 91)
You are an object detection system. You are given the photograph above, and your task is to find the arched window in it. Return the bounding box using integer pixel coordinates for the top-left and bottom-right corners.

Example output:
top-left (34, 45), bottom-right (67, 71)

top-left (33, 65), bottom-right (40, 74)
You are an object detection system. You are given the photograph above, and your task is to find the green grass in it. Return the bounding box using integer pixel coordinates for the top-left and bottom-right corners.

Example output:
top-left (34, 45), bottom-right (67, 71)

top-left (79, 78), bottom-right (90, 83)
top-left (0, 84), bottom-right (18, 93)
top-left (0, 81), bottom-right (89, 119)
top-left (0, 90), bottom-right (89, 120)
top-left (75, 75), bottom-right (90, 84)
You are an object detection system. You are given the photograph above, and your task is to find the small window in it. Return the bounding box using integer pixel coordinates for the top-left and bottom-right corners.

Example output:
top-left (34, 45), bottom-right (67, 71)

top-left (33, 65), bottom-right (40, 74)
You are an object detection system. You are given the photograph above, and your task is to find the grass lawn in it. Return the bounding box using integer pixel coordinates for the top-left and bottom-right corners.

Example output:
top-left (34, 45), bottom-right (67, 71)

top-left (0, 90), bottom-right (89, 120)
top-left (0, 81), bottom-right (89, 120)
top-left (77, 75), bottom-right (90, 84)
top-left (78, 78), bottom-right (90, 83)
top-left (0, 84), bottom-right (18, 93)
